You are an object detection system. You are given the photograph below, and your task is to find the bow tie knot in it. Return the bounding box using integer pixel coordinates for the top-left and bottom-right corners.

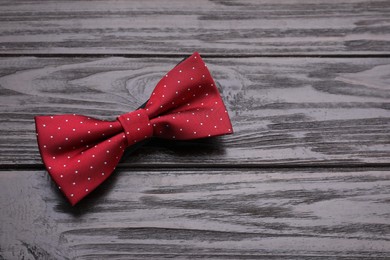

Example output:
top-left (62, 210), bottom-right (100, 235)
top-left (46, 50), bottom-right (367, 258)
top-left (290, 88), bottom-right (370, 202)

top-left (117, 109), bottom-right (153, 147)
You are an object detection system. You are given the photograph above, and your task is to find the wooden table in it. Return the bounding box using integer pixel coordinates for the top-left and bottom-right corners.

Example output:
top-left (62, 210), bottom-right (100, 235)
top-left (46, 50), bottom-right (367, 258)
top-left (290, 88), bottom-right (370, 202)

top-left (1, 1), bottom-right (389, 259)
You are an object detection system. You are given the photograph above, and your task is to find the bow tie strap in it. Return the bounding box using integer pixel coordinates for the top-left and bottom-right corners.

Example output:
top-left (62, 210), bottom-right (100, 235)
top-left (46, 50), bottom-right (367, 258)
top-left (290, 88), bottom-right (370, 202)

top-left (117, 109), bottom-right (153, 146)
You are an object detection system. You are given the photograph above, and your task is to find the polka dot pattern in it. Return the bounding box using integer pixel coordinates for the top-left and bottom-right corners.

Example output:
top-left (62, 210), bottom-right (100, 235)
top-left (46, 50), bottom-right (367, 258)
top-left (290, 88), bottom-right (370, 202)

top-left (35, 52), bottom-right (233, 206)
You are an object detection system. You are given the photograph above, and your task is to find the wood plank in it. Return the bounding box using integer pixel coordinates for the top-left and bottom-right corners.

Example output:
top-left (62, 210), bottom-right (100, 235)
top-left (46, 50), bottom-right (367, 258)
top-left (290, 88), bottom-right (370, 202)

top-left (0, 0), bottom-right (390, 55)
top-left (0, 168), bottom-right (389, 259)
top-left (1, 56), bottom-right (389, 166)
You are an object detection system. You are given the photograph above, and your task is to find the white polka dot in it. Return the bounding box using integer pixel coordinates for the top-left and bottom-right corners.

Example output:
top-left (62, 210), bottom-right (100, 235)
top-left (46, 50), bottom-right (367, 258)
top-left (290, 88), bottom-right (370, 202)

top-left (220, 118), bottom-right (223, 120)
top-left (80, 121), bottom-right (83, 124)
top-left (104, 161), bottom-right (107, 164)
top-left (88, 177), bottom-right (91, 181)
top-left (215, 101), bottom-right (218, 104)
top-left (50, 136), bottom-right (53, 139)
top-left (194, 131), bottom-right (197, 134)
top-left (172, 136), bottom-right (176, 139)
top-left (81, 140), bottom-right (83, 143)
top-left (52, 156), bottom-right (56, 159)
top-left (108, 140), bottom-right (111, 143)
top-left (43, 124), bottom-right (46, 127)
top-left (70, 194), bottom-right (74, 197)
top-left (58, 127), bottom-right (61, 130)
top-left (50, 116), bottom-right (54, 119)
top-left (179, 70), bottom-right (182, 73)
top-left (109, 125), bottom-right (112, 128)
top-left (162, 95), bottom-right (165, 98)
top-left (206, 115), bottom-right (209, 117)
top-left (48, 166), bottom-right (51, 170)
top-left (214, 126), bottom-right (217, 128)
top-left (106, 150), bottom-right (110, 153)
top-left (75, 170), bottom-right (78, 173)
top-left (200, 123), bottom-right (203, 125)
top-left (192, 67), bottom-right (195, 69)
top-left (58, 186), bottom-right (61, 190)
top-left (199, 85), bottom-right (202, 88)
top-left (73, 129), bottom-right (76, 131)
top-left (58, 147), bottom-right (62, 150)
top-left (137, 128), bottom-right (140, 131)
top-left (43, 145), bottom-right (47, 148)
top-left (72, 182), bottom-right (76, 185)
top-left (164, 85), bottom-right (166, 88)
top-left (65, 137), bottom-right (68, 141)
top-left (186, 119), bottom-right (190, 122)
top-left (102, 172), bottom-right (105, 176)
top-left (86, 189), bottom-right (89, 192)
top-left (88, 131), bottom-right (91, 134)
top-left (202, 75), bottom-right (205, 78)
top-left (178, 80), bottom-right (181, 83)
top-left (180, 128), bottom-right (183, 131)
top-left (211, 84), bottom-right (214, 86)
top-left (95, 123), bottom-right (98, 125)
top-left (60, 175), bottom-right (63, 178)
top-left (176, 91), bottom-right (179, 95)
top-left (92, 155), bottom-right (95, 157)
top-left (190, 77), bottom-right (193, 80)
top-left (90, 166), bottom-right (93, 169)
top-left (127, 118), bottom-right (130, 121)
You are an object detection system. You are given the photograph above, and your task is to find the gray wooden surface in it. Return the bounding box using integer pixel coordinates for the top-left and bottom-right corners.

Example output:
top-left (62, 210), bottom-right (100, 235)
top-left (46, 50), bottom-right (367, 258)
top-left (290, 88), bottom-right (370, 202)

top-left (0, 0), bottom-right (389, 259)
top-left (0, 0), bottom-right (390, 55)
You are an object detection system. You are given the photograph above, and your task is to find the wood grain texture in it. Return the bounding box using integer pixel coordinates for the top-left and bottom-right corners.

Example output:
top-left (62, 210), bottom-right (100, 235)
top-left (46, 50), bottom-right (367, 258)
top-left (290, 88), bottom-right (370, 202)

top-left (1, 0), bottom-right (390, 55)
top-left (0, 56), bottom-right (389, 166)
top-left (1, 168), bottom-right (389, 259)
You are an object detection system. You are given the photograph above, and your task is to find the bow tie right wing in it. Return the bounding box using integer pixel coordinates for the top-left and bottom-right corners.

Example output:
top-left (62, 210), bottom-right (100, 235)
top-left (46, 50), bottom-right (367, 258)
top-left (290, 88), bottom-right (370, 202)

top-left (144, 52), bottom-right (233, 140)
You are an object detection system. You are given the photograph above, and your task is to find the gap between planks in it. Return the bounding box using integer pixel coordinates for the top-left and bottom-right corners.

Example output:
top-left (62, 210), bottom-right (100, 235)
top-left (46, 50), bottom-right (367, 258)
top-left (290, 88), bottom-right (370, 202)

top-left (1, 53), bottom-right (390, 59)
top-left (1, 163), bottom-right (390, 172)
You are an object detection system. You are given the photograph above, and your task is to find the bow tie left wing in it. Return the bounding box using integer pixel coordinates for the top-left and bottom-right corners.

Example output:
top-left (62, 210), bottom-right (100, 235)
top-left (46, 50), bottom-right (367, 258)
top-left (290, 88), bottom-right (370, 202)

top-left (35, 115), bottom-right (128, 205)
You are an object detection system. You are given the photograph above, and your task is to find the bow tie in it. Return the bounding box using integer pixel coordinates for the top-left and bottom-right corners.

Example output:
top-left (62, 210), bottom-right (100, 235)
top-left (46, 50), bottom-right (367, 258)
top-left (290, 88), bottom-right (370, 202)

top-left (35, 52), bottom-right (233, 205)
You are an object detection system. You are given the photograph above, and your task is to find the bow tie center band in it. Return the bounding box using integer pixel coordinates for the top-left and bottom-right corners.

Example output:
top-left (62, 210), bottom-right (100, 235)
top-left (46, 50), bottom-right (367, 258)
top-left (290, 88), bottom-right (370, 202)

top-left (35, 52), bottom-right (233, 205)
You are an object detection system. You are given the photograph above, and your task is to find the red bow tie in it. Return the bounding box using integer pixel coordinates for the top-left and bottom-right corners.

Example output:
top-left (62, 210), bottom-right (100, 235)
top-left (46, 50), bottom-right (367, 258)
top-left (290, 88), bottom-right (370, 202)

top-left (35, 52), bottom-right (233, 205)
